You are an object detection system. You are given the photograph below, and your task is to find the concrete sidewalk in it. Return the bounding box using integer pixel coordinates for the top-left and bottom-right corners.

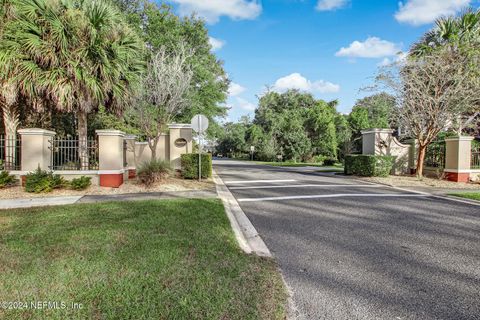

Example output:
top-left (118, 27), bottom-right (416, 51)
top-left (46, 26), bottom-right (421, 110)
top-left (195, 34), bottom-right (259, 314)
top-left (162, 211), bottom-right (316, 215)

top-left (0, 189), bottom-right (217, 210)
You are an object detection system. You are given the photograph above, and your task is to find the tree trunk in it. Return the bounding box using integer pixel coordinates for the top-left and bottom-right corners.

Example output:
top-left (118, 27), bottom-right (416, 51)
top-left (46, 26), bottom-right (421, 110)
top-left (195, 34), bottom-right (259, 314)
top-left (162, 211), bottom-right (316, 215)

top-left (2, 104), bottom-right (19, 170)
top-left (77, 110), bottom-right (89, 170)
top-left (148, 136), bottom-right (159, 161)
top-left (416, 144), bottom-right (427, 178)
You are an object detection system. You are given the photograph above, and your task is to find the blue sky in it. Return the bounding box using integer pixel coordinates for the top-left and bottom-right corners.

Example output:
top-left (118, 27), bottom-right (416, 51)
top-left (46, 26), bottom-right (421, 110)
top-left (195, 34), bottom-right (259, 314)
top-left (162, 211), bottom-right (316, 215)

top-left (165, 0), bottom-right (478, 121)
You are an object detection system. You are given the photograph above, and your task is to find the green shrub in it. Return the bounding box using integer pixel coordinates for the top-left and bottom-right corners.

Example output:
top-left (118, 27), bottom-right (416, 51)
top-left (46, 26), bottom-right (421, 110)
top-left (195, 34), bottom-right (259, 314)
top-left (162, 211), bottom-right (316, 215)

top-left (25, 168), bottom-right (66, 193)
top-left (323, 158), bottom-right (337, 166)
top-left (311, 155), bottom-right (326, 165)
top-left (344, 155), bottom-right (395, 177)
top-left (181, 153), bottom-right (212, 179)
top-left (69, 176), bottom-right (92, 190)
top-left (0, 171), bottom-right (16, 188)
top-left (137, 159), bottom-right (172, 187)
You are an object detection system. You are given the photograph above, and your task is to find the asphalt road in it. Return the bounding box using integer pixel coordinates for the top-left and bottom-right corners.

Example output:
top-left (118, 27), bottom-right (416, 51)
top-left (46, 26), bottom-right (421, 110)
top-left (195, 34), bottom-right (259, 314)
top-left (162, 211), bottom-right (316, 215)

top-left (214, 159), bottom-right (480, 320)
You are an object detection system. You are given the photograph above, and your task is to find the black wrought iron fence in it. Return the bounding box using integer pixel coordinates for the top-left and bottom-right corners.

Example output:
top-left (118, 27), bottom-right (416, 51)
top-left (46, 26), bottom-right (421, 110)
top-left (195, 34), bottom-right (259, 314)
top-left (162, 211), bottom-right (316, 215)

top-left (123, 140), bottom-right (128, 167)
top-left (472, 140), bottom-right (480, 169)
top-left (425, 140), bottom-right (445, 168)
top-left (50, 137), bottom-right (99, 170)
top-left (0, 135), bottom-right (21, 170)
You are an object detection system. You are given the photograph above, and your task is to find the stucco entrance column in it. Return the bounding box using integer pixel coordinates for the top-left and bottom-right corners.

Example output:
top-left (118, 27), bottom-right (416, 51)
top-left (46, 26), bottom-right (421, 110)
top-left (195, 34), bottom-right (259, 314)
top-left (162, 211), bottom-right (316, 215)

top-left (444, 136), bottom-right (474, 182)
top-left (17, 128), bottom-right (56, 172)
top-left (169, 124), bottom-right (193, 170)
top-left (96, 130), bottom-right (126, 187)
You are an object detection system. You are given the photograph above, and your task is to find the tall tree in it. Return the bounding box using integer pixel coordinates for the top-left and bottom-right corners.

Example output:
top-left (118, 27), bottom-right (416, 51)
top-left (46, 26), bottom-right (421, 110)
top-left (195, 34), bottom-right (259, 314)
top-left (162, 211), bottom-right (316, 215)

top-left (133, 45), bottom-right (194, 160)
top-left (112, 0), bottom-right (229, 134)
top-left (411, 9), bottom-right (480, 133)
top-left (377, 47), bottom-right (479, 176)
top-left (0, 0), bottom-right (144, 169)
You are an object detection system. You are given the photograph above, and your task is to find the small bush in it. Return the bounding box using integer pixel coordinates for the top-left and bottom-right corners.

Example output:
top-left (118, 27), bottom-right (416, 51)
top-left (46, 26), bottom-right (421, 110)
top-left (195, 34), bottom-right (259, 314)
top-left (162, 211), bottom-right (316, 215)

top-left (137, 159), bottom-right (172, 187)
top-left (323, 158), bottom-right (337, 166)
top-left (181, 153), bottom-right (212, 179)
top-left (311, 155), bottom-right (326, 165)
top-left (25, 168), bottom-right (66, 193)
top-left (344, 155), bottom-right (395, 177)
top-left (0, 171), bottom-right (16, 188)
top-left (69, 176), bottom-right (92, 190)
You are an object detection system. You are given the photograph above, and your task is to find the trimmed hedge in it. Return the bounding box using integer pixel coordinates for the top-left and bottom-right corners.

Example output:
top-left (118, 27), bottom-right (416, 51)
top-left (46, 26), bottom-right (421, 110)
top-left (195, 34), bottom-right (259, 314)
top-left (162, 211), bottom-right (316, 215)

top-left (344, 155), bottom-right (396, 177)
top-left (181, 153), bottom-right (212, 179)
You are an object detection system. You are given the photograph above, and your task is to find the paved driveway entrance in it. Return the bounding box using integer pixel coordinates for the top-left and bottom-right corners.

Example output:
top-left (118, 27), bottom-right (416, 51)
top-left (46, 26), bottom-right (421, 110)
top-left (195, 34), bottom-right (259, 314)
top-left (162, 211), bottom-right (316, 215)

top-left (214, 159), bottom-right (480, 320)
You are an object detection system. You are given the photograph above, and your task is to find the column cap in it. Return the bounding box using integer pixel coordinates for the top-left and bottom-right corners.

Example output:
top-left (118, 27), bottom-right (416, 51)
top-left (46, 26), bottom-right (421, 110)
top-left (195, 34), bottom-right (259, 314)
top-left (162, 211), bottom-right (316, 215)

top-left (96, 130), bottom-right (125, 137)
top-left (444, 136), bottom-right (475, 142)
top-left (124, 134), bottom-right (137, 140)
top-left (361, 128), bottom-right (394, 135)
top-left (168, 124), bottom-right (192, 129)
top-left (17, 128), bottom-right (56, 136)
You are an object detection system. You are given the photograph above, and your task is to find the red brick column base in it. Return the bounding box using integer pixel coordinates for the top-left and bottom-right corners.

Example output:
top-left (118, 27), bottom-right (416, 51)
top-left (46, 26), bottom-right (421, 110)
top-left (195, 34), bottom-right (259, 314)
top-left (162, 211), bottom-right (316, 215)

top-left (128, 169), bottom-right (136, 179)
top-left (100, 174), bottom-right (124, 188)
top-left (445, 172), bottom-right (470, 183)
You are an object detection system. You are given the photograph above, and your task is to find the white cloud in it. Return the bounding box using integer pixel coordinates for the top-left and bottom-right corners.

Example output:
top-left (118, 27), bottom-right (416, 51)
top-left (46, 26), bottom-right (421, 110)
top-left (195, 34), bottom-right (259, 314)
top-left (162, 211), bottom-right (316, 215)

top-left (316, 0), bottom-right (349, 11)
top-left (395, 0), bottom-right (471, 26)
top-left (273, 73), bottom-right (340, 94)
top-left (235, 97), bottom-right (257, 111)
top-left (209, 37), bottom-right (225, 51)
top-left (228, 82), bottom-right (246, 96)
top-left (170, 0), bottom-right (262, 24)
top-left (335, 37), bottom-right (401, 58)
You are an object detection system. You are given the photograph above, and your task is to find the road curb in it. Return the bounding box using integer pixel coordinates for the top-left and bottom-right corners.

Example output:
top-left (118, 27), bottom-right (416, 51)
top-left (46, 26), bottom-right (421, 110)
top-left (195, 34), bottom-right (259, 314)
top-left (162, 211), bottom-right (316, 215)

top-left (212, 169), bottom-right (272, 257)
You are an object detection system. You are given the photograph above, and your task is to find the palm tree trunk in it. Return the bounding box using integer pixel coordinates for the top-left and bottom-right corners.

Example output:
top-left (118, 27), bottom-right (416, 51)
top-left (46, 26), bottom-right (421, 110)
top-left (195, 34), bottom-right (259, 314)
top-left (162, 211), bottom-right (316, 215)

top-left (2, 104), bottom-right (19, 170)
top-left (77, 110), bottom-right (89, 170)
top-left (416, 144), bottom-right (427, 177)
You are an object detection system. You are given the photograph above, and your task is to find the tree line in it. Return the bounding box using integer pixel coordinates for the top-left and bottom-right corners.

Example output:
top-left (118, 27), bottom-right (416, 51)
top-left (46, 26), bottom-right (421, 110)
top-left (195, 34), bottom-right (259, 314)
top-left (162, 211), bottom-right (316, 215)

top-left (217, 9), bottom-right (480, 176)
top-left (215, 90), bottom-right (394, 164)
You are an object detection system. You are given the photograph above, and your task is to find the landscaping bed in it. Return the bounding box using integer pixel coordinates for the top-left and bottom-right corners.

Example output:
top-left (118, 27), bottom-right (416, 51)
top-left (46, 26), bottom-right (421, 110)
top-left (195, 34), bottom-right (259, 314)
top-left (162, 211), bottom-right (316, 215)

top-left (0, 199), bottom-right (287, 319)
top-left (359, 175), bottom-right (480, 189)
top-left (0, 178), bottom-right (214, 200)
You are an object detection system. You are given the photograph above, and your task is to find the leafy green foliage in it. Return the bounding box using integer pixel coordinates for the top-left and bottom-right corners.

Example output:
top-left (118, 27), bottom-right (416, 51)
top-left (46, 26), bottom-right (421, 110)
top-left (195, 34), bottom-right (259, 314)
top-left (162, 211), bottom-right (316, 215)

top-left (181, 154), bottom-right (212, 179)
top-left (0, 170), bottom-right (16, 188)
top-left (25, 168), bottom-right (65, 193)
top-left (69, 176), bottom-right (92, 191)
top-left (344, 155), bottom-right (396, 177)
top-left (137, 159), bottom-right (172, 187)
top-left (109, 0), bottom-right (228, 138)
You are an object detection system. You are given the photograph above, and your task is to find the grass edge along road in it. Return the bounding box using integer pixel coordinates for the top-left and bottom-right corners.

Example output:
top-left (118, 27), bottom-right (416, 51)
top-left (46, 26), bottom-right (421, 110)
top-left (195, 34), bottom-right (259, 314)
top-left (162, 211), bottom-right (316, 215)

top-left (0, 199), bottom-right (287, 320)
top-left (255, 161), bottom-right (344, 171)
top-left (449, 192), bottom-right (480, 201)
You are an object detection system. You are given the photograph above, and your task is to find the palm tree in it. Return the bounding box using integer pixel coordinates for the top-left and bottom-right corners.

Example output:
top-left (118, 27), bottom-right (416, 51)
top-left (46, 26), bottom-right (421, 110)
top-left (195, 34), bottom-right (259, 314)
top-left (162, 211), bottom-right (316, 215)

top-left (0, 0), bottom-right (144, 169)
top-left (411, 9), bottom-right (480, 57)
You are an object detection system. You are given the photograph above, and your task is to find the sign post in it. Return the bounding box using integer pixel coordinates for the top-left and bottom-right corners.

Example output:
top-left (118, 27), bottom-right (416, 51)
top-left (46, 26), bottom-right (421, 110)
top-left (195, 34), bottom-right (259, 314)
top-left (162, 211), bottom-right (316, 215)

top-left (250, 146), bottom-right (255, 161)
top-left (191, 114), bottom-right (209, 181)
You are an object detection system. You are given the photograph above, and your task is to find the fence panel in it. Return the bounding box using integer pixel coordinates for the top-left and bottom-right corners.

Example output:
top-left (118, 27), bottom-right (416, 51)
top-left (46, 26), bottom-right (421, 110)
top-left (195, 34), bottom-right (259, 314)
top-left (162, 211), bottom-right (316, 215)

top-left (425, 140), bottom-right (445, 168)
top-left (0, 135), bottom-right (21, 170)
top-left (50, 137), bottom-right (99, 170)
top-left (472, 141), bottom-right (480, 169)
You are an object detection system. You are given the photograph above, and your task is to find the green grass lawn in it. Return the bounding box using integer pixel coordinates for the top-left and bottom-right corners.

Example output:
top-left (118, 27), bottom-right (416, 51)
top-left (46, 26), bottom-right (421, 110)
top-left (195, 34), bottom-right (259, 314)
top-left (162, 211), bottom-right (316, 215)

top-left (449, 192), bottom-right (480, 201)
top-left (0, 199), bottom-right (287, 320)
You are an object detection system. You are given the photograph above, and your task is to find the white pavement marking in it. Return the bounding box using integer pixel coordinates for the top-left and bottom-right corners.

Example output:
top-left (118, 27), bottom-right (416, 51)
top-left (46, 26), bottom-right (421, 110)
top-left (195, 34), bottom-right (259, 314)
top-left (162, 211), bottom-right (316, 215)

top-left (225, 179), bottom-right (296, 185)
top-left (237, 193), bottom-right (428, 202)
top-left (229, 184), bottom-right (382, 190)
